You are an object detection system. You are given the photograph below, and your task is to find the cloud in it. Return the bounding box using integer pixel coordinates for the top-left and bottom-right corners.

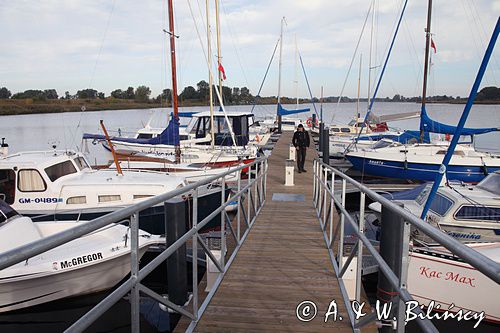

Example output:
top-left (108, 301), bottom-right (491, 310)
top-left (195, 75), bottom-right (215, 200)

top-left (0, 0), bottom-right (498, 99)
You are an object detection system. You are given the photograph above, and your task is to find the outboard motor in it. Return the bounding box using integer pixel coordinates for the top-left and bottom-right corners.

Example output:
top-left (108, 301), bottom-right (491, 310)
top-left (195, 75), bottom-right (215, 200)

top-left (0, 138), bottom-right (8, 156)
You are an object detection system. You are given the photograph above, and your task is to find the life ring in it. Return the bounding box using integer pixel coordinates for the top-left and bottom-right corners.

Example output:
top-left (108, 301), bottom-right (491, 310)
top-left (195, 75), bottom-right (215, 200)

top-left (306, 117), bottom-right (318, 127)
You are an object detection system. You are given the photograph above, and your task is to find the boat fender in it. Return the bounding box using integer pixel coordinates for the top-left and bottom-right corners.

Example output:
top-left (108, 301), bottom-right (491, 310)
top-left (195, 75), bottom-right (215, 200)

top-left (480, 157), bottom-right (489, 176)
top-left (403, 158), bottom-right (408, 170)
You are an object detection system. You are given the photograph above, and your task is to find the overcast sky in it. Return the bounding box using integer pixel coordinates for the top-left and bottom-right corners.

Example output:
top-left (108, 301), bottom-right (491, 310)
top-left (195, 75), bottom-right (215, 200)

top-left (1, 0), bottom-right (499, 99)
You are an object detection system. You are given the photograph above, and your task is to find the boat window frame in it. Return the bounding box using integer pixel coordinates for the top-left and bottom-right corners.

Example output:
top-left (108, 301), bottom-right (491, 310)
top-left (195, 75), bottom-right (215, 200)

top-left (428, 192), bottom-right (455, 217)
top-left (0, 169), bottom-right (16, 204)
top-left (453, 204), bottom-right (500, 222)
top-left (17, 169), bottom-right (47, 193)
top-left (44, 160), bottom-right (78, 182)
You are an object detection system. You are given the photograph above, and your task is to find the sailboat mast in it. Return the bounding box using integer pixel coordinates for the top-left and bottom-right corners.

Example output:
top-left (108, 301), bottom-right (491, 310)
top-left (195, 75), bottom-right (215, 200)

top-left (215, 0), bottom-right (223, 97)
top-left (367, 0), bottom-right (375, 110)
top-left (294, 34), bottom-right (299, 109)
top-left (167, 0), bottom-right (181, 163)
top-left (420, 0), bottom-right (433, 142)
top-left (277, 16), bottom-right (284, 132)
top-left (206, 0), bottom-right (215, 148)
top-left (356, 53), bottom-right (362, 132)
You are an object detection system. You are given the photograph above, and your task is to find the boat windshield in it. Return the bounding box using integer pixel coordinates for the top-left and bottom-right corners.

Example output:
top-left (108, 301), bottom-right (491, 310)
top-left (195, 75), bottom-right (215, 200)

top-left (372, 140), bottom-right (393, 150)
top-left (477, 172), bottom-right (500, 195)
top-left (0, 200), bottom-right (19, 224)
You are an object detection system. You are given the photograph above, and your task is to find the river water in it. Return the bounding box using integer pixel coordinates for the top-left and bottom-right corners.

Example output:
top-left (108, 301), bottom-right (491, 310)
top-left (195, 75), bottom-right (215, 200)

top-left (0, 102), bottom-right (499, 164)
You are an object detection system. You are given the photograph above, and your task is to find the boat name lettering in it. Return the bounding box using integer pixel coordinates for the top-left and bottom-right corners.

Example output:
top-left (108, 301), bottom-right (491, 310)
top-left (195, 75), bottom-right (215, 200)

top-left (18, 197), bottom-right (63, 204)
top-left (368, 160), bottom-right (384, 165)
top-left (419, 266), bottom-right (476, 287)
top-left (446, 231), bottom-right (481, 240)
top-left (60, 252), bottom-right (104, 269)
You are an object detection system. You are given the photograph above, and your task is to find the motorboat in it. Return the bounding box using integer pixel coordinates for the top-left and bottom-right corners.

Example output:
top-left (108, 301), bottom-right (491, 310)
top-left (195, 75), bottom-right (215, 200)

top-left (0, 150), bottom-right (225, 234)
top-left (408, 242), bottom-right (500, 324)
top-left (0, 200), bottom-right (163, 313)
top-left (369, 172), bottom-right (500, 243)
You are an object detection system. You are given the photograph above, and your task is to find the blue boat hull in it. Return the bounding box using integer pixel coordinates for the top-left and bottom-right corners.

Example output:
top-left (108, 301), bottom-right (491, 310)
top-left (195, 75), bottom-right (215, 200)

top-left (346, 155), bottom-right (498, 183)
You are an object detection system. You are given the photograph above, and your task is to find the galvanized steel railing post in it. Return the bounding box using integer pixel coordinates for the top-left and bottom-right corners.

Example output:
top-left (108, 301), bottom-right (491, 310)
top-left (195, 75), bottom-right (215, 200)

top-left (313, 159), bottom-right (317, 202)
top-left (130, 212), bottom-right (140, 333)
top-left (322, 167), bottom-right (328, 225)
top-left (220, 176), bottom-right (226, 269)
top-left (247, 165), bottom-right (252, 225)
top-left (355, 192), bottom-right (365, 304)
top-left (192, 188), bottom-right (199, 320)
top-left (329, 172), bottom-right (335, 247)
top-left (338, 179), bottom-right (346, 267)
top-left (396, 220), bottom-right (411, 333)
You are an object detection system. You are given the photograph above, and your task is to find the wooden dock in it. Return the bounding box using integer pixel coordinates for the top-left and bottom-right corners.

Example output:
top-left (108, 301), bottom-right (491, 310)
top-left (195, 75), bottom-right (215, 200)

top-left (188, 131), bottom-right (366, 332)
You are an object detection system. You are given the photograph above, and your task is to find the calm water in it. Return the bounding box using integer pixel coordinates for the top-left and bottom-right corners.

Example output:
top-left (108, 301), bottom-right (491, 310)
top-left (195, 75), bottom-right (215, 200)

top-left (0, 102), bottom-right (499, 164)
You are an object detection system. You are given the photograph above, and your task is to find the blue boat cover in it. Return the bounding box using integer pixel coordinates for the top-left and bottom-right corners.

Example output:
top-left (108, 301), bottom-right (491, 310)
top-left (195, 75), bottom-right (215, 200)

top-left (420, 106), bottom-right (498, 135)
top-left (178, 111), bottom-right (198, 117)
top-left (277, 103), bottom-right (310, 116)
top-left (83, 116), bottom-right (180, 146)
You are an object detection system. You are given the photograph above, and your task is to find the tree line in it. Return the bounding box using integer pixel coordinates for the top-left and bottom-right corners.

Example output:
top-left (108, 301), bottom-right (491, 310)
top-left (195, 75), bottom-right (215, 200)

top-left (1, 85), bottom-right (499, 105)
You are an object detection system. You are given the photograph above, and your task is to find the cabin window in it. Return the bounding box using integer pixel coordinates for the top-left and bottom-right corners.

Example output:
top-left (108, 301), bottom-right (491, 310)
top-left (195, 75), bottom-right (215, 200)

top-left (455, 206), bottom-right (500, 221)
top-left (45, 160), bottom-right (77, 182)
top-left (98, 195), bottom-right (121, 203)
top-left (282, 121), bottom-right (296, 126)
top-left (429, 193), bottom-right (454, 217)
top-left (133, 194), bottom-right (154, 199)
top-left (331, 128), bottom-right (340, 133)
top-left (0, 169), bottom-right (16, 204)
top-left (74, 157), bottom-right (90, 171)
top-left (341, 128), bottom-right (351, 133)
top-left (196, 117), bottom-right (209, 138)
top-left (18, 169), bottom-right (47, 192)
top-left (137, 133), bottom-right (153, 139)
top-left (67, 196), bottom-right (87, 205)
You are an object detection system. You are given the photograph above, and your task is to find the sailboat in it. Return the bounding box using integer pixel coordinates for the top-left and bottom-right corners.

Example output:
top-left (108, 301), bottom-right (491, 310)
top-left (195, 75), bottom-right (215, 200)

top-left (345, 3), bottom-right (500, 182)
top-left (83, 0), bottom-right (258, 168)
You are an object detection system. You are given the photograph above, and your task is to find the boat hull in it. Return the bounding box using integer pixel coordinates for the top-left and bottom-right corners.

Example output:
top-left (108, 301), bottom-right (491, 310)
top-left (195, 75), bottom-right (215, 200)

top-left (346, 155), bottom-right (498, 183)
top-left (408, 248), bottom-right (500, 324)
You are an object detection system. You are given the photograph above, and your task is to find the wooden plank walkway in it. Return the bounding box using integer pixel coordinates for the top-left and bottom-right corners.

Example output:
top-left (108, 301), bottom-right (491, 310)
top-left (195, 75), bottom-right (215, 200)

top-left (190, 131), bottom-right (358, 332)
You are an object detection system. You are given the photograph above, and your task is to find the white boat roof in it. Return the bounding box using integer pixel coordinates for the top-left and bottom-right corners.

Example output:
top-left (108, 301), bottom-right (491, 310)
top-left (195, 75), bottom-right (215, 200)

top-left (191, 111), bottom-right (254, 117)
top-left (0, 151), bottom-right (82, 169)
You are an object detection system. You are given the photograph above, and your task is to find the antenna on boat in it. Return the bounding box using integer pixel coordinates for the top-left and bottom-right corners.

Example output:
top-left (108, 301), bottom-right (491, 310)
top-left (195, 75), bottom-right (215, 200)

top-left (100, 120), bottom-right (123, 176)
top-left (167, 0), bottom-right (182, 163)
top-left (419, 0), bottom-right (433, 143)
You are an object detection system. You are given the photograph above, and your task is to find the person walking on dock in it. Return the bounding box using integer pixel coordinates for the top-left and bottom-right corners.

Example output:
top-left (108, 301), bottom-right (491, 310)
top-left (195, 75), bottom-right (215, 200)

top-left (292, 124), bottom-right (310, 173)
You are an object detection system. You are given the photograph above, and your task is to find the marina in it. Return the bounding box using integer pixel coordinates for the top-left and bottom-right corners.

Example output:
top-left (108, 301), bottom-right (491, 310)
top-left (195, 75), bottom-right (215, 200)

top-left (1, 1), bottom-right (499, 332)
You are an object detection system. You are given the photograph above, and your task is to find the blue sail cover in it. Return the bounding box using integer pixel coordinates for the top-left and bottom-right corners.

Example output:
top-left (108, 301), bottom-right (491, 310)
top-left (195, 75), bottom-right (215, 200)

top-left (420, 106), bottom-right (498, 135)
top-left (277, 103), bottom-right (310, 116)
top-left (178, 111), bottom-right (197, 117)
top-left (83, 116), bottom-right (180, 146)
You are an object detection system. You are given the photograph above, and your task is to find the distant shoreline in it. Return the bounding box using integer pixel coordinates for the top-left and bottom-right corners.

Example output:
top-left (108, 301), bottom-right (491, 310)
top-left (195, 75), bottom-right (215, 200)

top-left (0, 98), bottom-right (498, 116)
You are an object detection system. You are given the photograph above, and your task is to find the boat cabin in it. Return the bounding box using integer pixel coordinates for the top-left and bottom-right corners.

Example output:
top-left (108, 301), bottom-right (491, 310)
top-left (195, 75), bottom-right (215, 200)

top-left (187, 111), bottom-right (255, 146)
top-left (0, 151), bottom-right (91, 206)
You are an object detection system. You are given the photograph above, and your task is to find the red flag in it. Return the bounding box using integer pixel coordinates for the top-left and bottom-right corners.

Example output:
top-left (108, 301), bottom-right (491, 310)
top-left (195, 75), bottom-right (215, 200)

top-left (218, 61), bottom-right (227, 80)
top-left (431, 38), bottom-right (437, 53)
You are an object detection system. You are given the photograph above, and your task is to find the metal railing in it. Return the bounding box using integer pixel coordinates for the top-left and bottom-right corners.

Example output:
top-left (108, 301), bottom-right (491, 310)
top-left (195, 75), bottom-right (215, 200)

top-left (312, 158), bottom-right (500, 333)
top-left (0, 156), bottom-right (268, 332)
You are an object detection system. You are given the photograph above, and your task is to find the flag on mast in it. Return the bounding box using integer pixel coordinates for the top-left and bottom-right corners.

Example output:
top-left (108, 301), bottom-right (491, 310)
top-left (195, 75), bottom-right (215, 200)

top-left (218, 61), bottom-right (227, 80)
top-left (431, 38), bottom-right (437, 53)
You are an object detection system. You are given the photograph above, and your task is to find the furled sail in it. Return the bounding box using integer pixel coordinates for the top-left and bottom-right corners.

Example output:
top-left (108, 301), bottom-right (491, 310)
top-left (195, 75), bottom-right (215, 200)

top-left (277, 103), bottom-right (310, 116)
top-left (420, 106), bottom-right (498, 135)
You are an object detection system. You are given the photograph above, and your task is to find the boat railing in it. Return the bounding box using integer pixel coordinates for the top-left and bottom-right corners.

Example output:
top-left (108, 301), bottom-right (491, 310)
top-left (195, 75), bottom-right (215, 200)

top-left (0, 156), bottom-right (269, 333)
top-left (312, 158), bottom-right (500, 333)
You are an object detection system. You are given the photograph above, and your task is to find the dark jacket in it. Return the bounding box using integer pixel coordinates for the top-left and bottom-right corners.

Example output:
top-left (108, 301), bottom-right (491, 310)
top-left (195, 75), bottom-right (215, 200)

top-left (292, 130), bottom-right (310, 148)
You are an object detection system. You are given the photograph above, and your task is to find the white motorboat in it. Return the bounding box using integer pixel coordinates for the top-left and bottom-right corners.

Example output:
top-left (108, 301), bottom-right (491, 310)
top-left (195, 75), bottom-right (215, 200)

top-left (408, 242), bottom-right (500, 324)
top-left (0, 200), bottom-right (162, 313)
top-left (0, 150), bottom-right (225, 234)
top-left (369, 172), bottom-right (500, 244)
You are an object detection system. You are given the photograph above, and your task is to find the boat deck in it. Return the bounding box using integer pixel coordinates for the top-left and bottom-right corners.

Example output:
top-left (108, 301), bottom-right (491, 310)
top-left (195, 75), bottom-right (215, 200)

top-left (189, 131), bottom-right (366, 332)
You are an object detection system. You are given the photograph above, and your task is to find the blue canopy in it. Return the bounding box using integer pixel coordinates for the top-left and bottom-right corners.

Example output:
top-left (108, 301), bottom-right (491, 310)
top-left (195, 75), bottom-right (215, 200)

top-left (277, 103), bottom-right (310, 116)
top-left (83, 116), bottom-right (180, 146)
top-left (420, 106), bottom-right (498, 136)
